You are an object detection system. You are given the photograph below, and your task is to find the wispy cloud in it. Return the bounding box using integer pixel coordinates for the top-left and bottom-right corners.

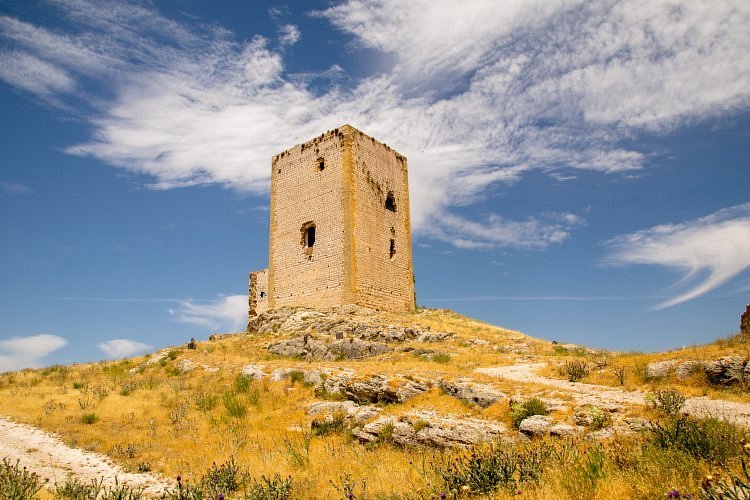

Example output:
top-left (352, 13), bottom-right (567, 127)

top-left (1, 0), bottom-right (748, 249)
top-left (0, 181), bottom-right (34, 195)
top-left (0, 334), bottom-right (67, 372)
top-left (169, 294), bottom-right (247, 332)
top-left (604, 203), bottom-right (750, 309)
top-left (98, 339), bottom-right (152, 358)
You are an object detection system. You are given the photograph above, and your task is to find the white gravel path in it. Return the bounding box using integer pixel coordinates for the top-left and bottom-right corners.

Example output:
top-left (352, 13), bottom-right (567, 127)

top-left (0, 415), bottom-right (171, 496)
top-left (478, 363), bottom-right (750, 426)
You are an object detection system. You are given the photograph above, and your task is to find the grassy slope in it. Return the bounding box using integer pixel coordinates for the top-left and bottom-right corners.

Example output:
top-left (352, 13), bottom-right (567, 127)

top-left (0, 308), bottom-right (748, 498)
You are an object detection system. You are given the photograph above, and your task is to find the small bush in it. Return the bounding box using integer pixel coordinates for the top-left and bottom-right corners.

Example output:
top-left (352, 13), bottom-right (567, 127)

top-left (649, 414), bottom-right (746, 464)
top-left (53, 477), bottom-right (104, 499)
top-left (311, 412), bottom-right (346, 436)
top-left (0, 458), bottom-right (45, 499)
top-left (136, 462), bottom-right (151, 473)
top-left (701, 448), bottom-right (750, 499)
top-left (646, 388), bottom-right (686, 416)
top-left (611, 365), bottom-right (626, 385)
top-left (224, 392), bottom-right (247, 419)
top-left (245, 473), bottom-right (293, 500)
top-left (432, 352), bottom-right (451, 364)
top-left (194, 391), bottom-right (217, 413)
top-left (565, 360), bottom-right (590, 382)
top-left (203, 456), bottom-right (243, 496)
top-left (510, 398), bottom-right (548, 428)
top-left (234, 374), bottom-right (251, 393)
top-left (81, 412), bottom-right (99, 425)
top-left (289, 370), bottom-right (305, 385)
top-left (119, 380), bottom-right (139, 396)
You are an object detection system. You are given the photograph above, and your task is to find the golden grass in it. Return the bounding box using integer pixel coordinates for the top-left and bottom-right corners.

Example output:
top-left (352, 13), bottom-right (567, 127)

top-left (0, 308), bottom-right (748, 498)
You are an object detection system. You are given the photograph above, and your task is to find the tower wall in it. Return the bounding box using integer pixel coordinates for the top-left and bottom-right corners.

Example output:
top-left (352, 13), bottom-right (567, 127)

top-left (267, 129), bottom-right (348, 309)
top-left (265, 125), bottom-right (415, 313)
top-left (351, 132), bottom-right (415, 311)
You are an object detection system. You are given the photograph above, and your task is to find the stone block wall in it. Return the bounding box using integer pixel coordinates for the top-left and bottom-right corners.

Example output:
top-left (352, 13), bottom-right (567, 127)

top-left (248, 269), bottom-right (268, 318)
top-left (264, 125), bottom-right (415, 313)
top-left (742, 304), bottom-right (750, 334)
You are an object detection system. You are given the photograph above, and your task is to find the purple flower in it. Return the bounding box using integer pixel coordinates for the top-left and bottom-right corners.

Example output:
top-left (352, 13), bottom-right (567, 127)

top-left (177, 475), bottom-right (182, 482)
top-left (440, 494), bottom-right (446, 499)
top-left (517, 490), bottom-right (523, 495)
top-left (666, 489), bottom-right (681, 498)
top-left (218, 494), bottom-right (224, 500)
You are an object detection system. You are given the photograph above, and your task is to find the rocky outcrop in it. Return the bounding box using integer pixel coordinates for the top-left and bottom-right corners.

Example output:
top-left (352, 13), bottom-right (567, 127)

top-left (439, 379), bottom-right (506, 408)
top-left (306, 401), bottom-right (381, 425)
top-left (250, 306), bottom-right (454, 344)
top-left (675, 361), bottom-right (705, 381)
top-left (518, 415), bottom-right (553, 437)
top-left (705, 356), bottom-right (746, 385)
top-left (240, 364), bottom-right (266, 379)
top-left (269, 368), bottom-right (327, 385)
top-left (316, 373), bottom-right (431, 404)
top-left (352, 411), bottom-right (507, 448)
top-left (268, 335), bottom-right (392, 360)
top-left (645, 360), bottom-right (677, 380)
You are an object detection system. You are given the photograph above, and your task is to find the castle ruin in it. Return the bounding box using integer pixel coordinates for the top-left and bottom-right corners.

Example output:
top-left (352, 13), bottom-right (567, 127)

top-left (249, 125), bottom-right (416, 319)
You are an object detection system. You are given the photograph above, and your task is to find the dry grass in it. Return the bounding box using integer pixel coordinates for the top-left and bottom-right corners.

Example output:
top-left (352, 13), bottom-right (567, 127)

top-left (1, 308), bottom-right (749, 498)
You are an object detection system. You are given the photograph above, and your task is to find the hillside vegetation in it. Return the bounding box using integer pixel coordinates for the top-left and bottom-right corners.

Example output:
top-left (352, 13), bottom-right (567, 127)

top-left (1, 306), bottom-right (750, 499)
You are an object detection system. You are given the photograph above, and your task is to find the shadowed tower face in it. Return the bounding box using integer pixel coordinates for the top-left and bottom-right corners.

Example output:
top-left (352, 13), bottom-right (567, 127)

top-left (256, 124), bottom-right (415, 314)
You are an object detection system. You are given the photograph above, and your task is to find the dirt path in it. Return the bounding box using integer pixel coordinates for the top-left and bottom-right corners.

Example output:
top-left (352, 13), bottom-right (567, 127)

top-left (477, 363), bottom-right (750, 427)
top-left (0, 415), bottom-right (171, 496)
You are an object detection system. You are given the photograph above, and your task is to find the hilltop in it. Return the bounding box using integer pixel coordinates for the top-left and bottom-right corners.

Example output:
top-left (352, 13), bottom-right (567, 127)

top-left (1, 306), bottom-right (750, 499)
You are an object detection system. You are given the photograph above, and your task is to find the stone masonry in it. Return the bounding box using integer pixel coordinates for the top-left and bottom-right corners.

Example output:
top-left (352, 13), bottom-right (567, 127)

top-left (742, 304), bottom-right (750, 334)
top-left (249, 125), bottom-right (416, 321)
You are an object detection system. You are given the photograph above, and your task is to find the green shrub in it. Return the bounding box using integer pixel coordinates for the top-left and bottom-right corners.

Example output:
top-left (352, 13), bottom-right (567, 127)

top-left (432, 352), bottom-right (451, 364)
top-left (510, 398), bottom-right (548, 428)
top-left (311, 412), bottom-right (346, 436)
top-left (234, 374), bottom-right (251, 393)
top-left (81, 412), bottom-right (99, 424)
top-left (194, 391), bottom-right (217, 413)
top-left (53, 476), bottom-right (145, 499)
top-left (649, 414), bottom-right (746, 464)
top-left (289, 370), bottom-right (305, 385)
top-left (646, 388), bottom-right (686, 416)
top-left (245, 473), bottom-right (293, 500)
top-left (0, 458), bottom-right (44, 499)
top-left (565, 360), bottom-right (590, 382)
top-left (223, 392), bottom-right (247, 418)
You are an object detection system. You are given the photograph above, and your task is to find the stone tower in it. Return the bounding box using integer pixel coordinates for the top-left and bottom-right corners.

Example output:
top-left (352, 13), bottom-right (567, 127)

top-left (249, 125), bottom-right (415, 317)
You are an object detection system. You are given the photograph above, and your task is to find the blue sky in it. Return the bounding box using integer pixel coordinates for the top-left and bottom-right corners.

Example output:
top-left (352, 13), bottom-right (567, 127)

top-left (1, 0), bottom-right (749, 371)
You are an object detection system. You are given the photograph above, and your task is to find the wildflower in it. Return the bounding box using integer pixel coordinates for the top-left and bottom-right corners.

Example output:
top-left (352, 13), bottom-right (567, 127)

top-left (218, 495), bottom-right (224, 500)
top-left (666, 489), bottom-right (681, 498)
top-left (440, 493), bottom-right (446, 499)
top-left (517, 490), bottom-right (523, 495)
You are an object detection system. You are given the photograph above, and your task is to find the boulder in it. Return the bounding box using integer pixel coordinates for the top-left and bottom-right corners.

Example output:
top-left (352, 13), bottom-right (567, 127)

top-left (306, 401), bottom-right (381, 425)
top-left (240, 364), bottom-right (266, 380)
top-left (675, 361), bottom-right (704, 381)
top-left (439, 379), bottom-right (506, 408)
top-left (518, 415), bottom-right (553, 437)
top-left (177, 359), bottom-right (196, 373)
top-left (705, 355), bottom-right (746, 385)
top-left (550, 424), bottom-right (580, 437)
top-left (645, 360), bottom-right (677, 380)
top-left (268, 335), bottom-right (391, 360)
top-left (316, 373), bottom-right (430, 404)
top-left (352, 411), bottom-right (507, 448)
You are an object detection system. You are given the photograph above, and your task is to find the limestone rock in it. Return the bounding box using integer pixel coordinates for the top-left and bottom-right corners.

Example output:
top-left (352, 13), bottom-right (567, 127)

top-left (705, 355), bottom-right (746, 385)
top-left (240, 364), bottom-right (266, 380)
top-left (352, 411), bottom-right (507, 448)
top-left (177, 359), bottom-right (196, 373)
top-left (316, 373), bottom-right (430, 404)
top-left (145, 350), bottom-right (169, 365)
top-left (550, 424), bottom-right (580, 437)
top-left (439, 379), bottom-right (506, 408)
top-left (268, 335), bottom-right (391, 360)
top-left (675, 361), bottom-right (705, 381)
top-left (518, 415), bottom-right (553, 437)
top-left (645, 360), bottom-right (677, 380)
top-left (306, 401), bottom-right (381, 425)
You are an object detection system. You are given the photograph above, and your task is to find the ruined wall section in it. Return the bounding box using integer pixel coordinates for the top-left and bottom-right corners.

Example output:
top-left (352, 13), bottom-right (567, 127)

top-left (351, 130), bottom-right (415, 312)
top-left (248, 269), bottom-right (268, 319)
top-left (268, 130), bottom-right (348, 309)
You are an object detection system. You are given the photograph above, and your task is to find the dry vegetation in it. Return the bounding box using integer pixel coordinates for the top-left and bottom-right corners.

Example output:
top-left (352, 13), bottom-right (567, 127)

top-left (1, 308), bottom-right (749, 499)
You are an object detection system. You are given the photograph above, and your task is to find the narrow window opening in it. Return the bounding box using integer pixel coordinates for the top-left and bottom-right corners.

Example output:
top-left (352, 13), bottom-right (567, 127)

top-left (301, 222), bottom-right (316, 258)
top-left (317, 158), bottom-right (325, 171)
top-left (385, 192), bottom-right (396, 212)
top-left (260, 291), bottom-right (266, 298)
top-left (389, 239), bottom-right (396, 260)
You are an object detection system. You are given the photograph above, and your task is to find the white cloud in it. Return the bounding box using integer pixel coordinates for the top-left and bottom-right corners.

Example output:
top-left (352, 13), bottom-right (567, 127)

top-left (425, 211), bottom-right (585, 250)
top-left (170, 295), bottom-right (247, 332)
top-left (97, 339), bottom-right (152, 359)
top-left (0, 181), bottom-right (34, 195)
top-left (0, 334), bottom-right (67, 372)
top-left (1, 0), bottom-right (748, 249)
top-left (278, 24), bottom-right (300, 46)
top-left (604, 203), bottom-right (750, 309)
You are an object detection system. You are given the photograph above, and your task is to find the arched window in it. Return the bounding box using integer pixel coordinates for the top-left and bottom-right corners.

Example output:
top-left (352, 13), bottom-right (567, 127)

top-left (317, 157), bottom-right (325, 171)
top-left (385, 192), bottom-right (396, 212)
top-left (389, 239), bottom-right (396, 260)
